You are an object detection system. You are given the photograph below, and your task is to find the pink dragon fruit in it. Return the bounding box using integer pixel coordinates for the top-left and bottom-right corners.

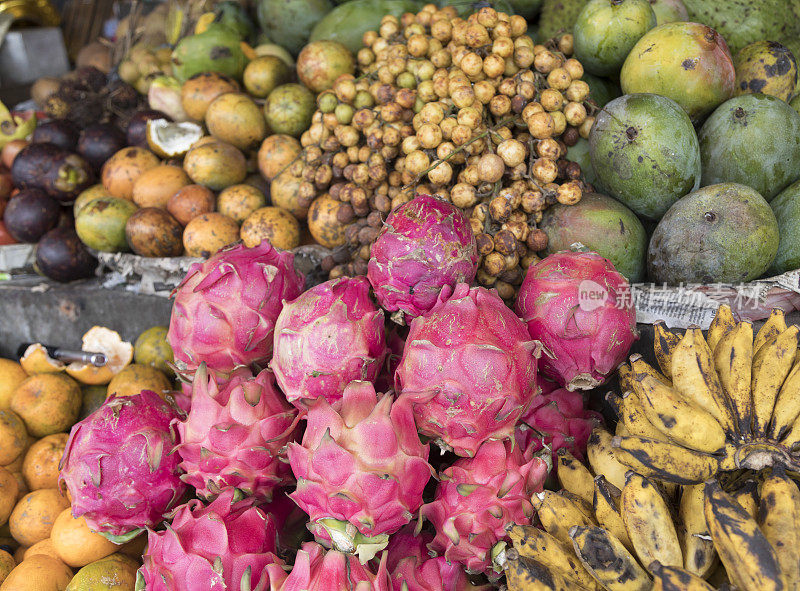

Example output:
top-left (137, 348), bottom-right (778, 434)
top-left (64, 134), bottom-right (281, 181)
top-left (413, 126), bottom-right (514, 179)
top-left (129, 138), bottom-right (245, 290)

top-left (265, 541), bottom-right (391, 591)
top-left (395, 283), bottom-right (541, 457)
top-left (421, 440), bottom-right (549, 576)
top-left (59, 390), bottom-right (188, 542)
top-left (271, 276), bottom-right (387, 409)
top-left (515, 387), bottom-right (603, 463)
top-left (515, 250), bottom-right (638, 391)
top-left (167, 242), bottom-right (305, 376)
top-left (374, 323), bottom-right (407, 394)
top-left (385, 527), bottom-right (491, 591)
top-left (367, 194), bottom-right (478, 323)
top-left (137, 489), bottom-right (283, 591)
top-left (175, 364), bottom-right (299, 500)
top-left (287, 381), bottom-right (432, 562)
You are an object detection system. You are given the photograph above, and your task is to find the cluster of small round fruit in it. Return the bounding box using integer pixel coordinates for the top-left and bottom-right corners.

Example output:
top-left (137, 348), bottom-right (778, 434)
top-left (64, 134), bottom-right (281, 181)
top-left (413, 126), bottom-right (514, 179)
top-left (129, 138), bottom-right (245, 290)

top-left (290, 5), bottom-right (597, 296)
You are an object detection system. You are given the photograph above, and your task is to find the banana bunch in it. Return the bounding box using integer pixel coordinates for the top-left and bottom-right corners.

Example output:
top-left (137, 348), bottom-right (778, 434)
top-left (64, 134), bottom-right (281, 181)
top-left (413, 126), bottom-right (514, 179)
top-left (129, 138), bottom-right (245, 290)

top-left (609, 306), bottom-right (800, 484)
top-left (503, 463), bottom-right (800, 591)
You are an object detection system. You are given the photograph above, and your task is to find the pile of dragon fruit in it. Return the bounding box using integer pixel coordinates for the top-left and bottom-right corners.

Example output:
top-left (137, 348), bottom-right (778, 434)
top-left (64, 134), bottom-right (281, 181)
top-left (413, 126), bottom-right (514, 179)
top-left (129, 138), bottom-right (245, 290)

top-left (57, 195), bottom-right (638, 590)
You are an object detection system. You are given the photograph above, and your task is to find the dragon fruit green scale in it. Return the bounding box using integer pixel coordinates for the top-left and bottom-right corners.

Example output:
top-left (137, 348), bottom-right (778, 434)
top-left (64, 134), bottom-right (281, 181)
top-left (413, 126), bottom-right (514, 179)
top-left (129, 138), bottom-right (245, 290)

top-left (136, 489), bottom-right (284, 591)
top-left (58, 390), bottom-right (188, 543)
top-left (287, 381), bottom-right (432, 563)
top-left (271, 276), bottom-right (387, 410)
top-left (395, 283), bottom-right (541, 457)
top-left (175, 364), bottom-right (299, 501)
top-left (367, 194), bottom-right (478, 324)
top-left (167, 241), bottom-right (305, 376)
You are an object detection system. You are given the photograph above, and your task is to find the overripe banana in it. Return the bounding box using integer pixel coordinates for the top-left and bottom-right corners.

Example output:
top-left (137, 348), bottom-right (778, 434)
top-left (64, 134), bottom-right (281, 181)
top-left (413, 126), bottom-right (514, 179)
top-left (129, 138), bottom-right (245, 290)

top-left (769, 361), bottom-right (800, 440)
top-left (650, 561), bottom-right (717, 591)
top-left (570, 525), bottom-right (651, 591)
top-left (752, 325), bottom-right (800, 437)
top-left (611, 435), bottom-right (720, 485)
top-left (758, 467), bottom-right (800, 590)
top-left (508, 524), bottom-right (599, 589)
top-left (620, 471), bottom-right (682, 571)
top-left (670, 327), bottom-right (737, 437)
top-left (587, 427), bottom-right (628, 491)
top-left (755, 308), bottom-right (788, 355)
top-left (618, 390), bottom-right (669, 442)
top-left (533, 490), bottom-right (595, 547)
top-left (707, 304), bottom-right (737, 354)
top-left (713, 321), bottom-right (754, 438)
top-left (653, 321), bottom-right (680, 379)
top-left (678, 483), bottom-right (716, 578)
top-left (556, 448), bottom-right (595, 505)
top-left (505, 552), bottom-right (574, 591)
top-left (731, 479), bottom-right (760, 521)
top-left (704, 480), bottom-right (787, 591)
top-left (593, 475), bottom-right (633, 552)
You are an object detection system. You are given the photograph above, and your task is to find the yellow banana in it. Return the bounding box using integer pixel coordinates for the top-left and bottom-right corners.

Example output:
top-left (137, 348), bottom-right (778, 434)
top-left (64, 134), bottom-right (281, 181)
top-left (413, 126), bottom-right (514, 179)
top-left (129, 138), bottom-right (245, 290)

top-left (769, 360), bottom-right (800, 440)
top-left (618, 363), bottom-right (636, 397)
top-left (755, 308), bottom-right (787, 355)
top-left (533, 490), bottom-right (596, 547)
top-left (556, 448), bottom-right (595, 504)
top-left (704, 479), bottom-right (787, 591)
top-left (653, 322), bottom-right (680, 379)
top-left (619, 390), bottom-right (669, 442)
top-left (587, 427), bottom-right (628, 490)
top-left (615, 422), bottom-right (629, 436)
top-left (713, 321), bottom-right (754, 438)
top-left (561, 490), bottom-right (596, 522)
top-left (752, 325), bottom-right (800, 437)
top-left (670, 327), bottom-right (737, 437)
top-left (679, 483), bottom-right (716, 578)
top-left (759, 467), bottom-right (800, 590)
top-left (593, 475), bottom-right (633, 552)
top-left (630, 355), bottom-right (672, 385)
top-left (570, 525), bottom-right (652, 591)
top-left (505, 552), bottom-right (573, 591)
top-left (650, 561), bottom-right (717, 591)
top-left (508, 524), bottom-right (599, 589)
top-left (781, 412), bottom-right (800, 449)
top-left (611, 435), bottom-right (720, 485)
top-left (607, 391), bottom-right (624, 419)
top-left (634, 372), bottom-right (727, 453)
top-left (730, 479), bottom-right (759, 521)
top-left (707, 304), bottom-right (737, 353)
top-left (620, 471), bottom-right (683, 571)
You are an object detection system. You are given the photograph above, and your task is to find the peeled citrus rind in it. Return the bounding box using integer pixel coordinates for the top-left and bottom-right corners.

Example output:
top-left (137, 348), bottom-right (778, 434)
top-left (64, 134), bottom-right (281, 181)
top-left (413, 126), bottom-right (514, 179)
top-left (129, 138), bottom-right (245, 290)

top-left (145, 119), bottom-right (204, 159)
top-left (65, 326), bottom-right (133, 385)
top-left (20, 344), bottom-right (65, 375)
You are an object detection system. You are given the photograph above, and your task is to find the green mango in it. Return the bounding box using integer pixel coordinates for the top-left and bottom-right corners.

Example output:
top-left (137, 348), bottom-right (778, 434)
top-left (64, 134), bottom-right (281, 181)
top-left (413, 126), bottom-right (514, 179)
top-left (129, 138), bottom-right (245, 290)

top-left (589, 93), bottom-right (701, 220)
top-left (648, 183), bottom-right (779, 285)
top-left (649, 0), bottom-right (687, 24)
top-left (538, 0), bottom-right (589, 42)
top-left (582, 73), bottom-right (621, 108)
top-left (769, 179), bottom-right (800, 275)
top-left (540, 192), bottom-right (648, 282)
top-left (171, 24), bottom-right (247, 83)
top-left (574, 0), bottom-right (657, 77)
top-left (310, 0), bottom-right (422, 53)
top-left (698, 94), bottom-right (800, 201)
top-left (257, 0), bottom-right (333, 56)
top-left (682, 0), bottom-right (800, 55)
top-left (508, 0), bottom-right (542, 19)
top-left (214, 0), bottom-right (257, 43)
top-left (565, 137), bottom-right (598, 188)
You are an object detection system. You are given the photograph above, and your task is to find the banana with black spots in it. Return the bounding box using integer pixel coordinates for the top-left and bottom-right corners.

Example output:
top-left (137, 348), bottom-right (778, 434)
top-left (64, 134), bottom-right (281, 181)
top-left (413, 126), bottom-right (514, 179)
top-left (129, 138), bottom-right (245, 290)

top-left (619, 390), bottom-right (669, 442)
top-left (755, 308), bottom-right (787, 355)
top-left (707, 304), bottom-right (737, 354)
top-left (752, 325), bottom-right (800, 437)
top-left (713, 321), bottom-right (754, 439)
top-left (508, 524), bottom-right (599, 589)
top-left (678, 483), bottom-right (716, 578)
top-left (670, 327), bottom-right (737, 437)
top-left (769, 360), bottom-right (800, 440)
top-left (758, 466), bottom-right (800, 590)
top-left (505, 552), bottom-right (575, 591)
top-left (611, 435), bottom-right (720, 485)
top-left (704, 479), bottom-right (786, 591)
top-left (730, 479), bottom-right (760, 521)
top-left (630, 372), bottom-right (727, 454)
top-left (587, 427), bottom-right (628, 491)
top-left (593, 475), bottom-right (633, 552)
top-left (650, 561), bottom-right (717, 591)
top-left (620, 471), bottom-right (682, 571)
top-left (653, 322), bottom-right (680, 379)
top-left (570, 525), bottom-right (652, 591)
top-left (556, 448), bottom-right (595, 505)
top-left (533, 490), bottom-right (596, 547)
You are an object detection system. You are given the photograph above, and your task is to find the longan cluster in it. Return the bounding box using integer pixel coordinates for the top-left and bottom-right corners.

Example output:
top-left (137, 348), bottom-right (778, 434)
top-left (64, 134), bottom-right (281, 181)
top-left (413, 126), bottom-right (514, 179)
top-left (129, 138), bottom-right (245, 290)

top-left (293, 5), bottom-right (597, 296)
